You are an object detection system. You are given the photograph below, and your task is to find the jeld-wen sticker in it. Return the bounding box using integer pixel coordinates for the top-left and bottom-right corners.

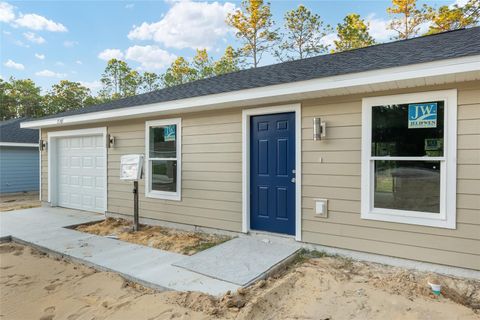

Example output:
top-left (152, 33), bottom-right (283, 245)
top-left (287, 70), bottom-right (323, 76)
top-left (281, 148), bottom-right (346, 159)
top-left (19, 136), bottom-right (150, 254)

top-left (408, 103), bottom-right (438, 129)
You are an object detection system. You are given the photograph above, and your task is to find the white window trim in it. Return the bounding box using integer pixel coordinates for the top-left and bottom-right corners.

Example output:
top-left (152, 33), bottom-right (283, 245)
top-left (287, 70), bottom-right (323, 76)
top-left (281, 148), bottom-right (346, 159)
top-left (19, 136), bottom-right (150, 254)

top-left (145, 118), bottom-right (182, 201)
top-left (361, 89), bottom-right (457, 229)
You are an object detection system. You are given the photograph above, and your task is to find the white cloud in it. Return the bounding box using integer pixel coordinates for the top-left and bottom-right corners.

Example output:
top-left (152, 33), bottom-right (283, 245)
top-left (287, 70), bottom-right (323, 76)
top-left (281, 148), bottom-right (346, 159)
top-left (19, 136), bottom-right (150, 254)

top-left (365, 14), bottom-right (396, 43)
top-left (79, 80), bottom-right (102, 94)
top-left (365, 14), bottom-right (431, 42)
top-left (63, 40), bottom-right (78, 47)
top-left (98, 48), bottom-right (124, 61)
top-left (320, 33), bottom-right (338, 49)
top-left (125, 45), bottom-right (176, 70)
top-left (35, 69), bottom-right (66, 78)
top-left (79, 80), bottom-right (101, 90)
top-left (15, 13), bottom-right (67, 32)
top-left (23, 31), bottom-right (45, 44)
top-left (35, 53), bottom-right (45, 60)
top-left (127, 0), bottom-right (235, 49)
top-left (454, 0), bottom-right (469, 7)
top-left (125, 3), bottom-right (134, 9)
top-left (14, 39), bottom-right (29, 48)
top-left (417, 21), bottom-right (431, 35)
top-left (4, 59), bottom-right (24, 70)
top-left (76, 60), bottom-right (82, 64)
top-left (0, 2), bottom-right (15, 23)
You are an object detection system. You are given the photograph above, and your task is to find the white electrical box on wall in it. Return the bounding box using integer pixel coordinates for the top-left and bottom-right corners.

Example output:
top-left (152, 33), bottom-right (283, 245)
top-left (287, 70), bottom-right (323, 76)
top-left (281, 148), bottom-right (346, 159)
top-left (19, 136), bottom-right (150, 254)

top-left (314, 199), bottom-right (328, 218)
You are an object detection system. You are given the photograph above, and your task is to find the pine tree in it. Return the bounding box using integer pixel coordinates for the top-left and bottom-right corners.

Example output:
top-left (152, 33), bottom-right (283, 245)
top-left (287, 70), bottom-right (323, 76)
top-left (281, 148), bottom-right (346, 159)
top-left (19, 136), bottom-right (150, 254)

top-left (333, 14), bottom-right (375, 52)
top-left (226, 0), bottom-right (278, 68)
top-left (275, 5), bottom-right (331, 61)
top-left (425, 0), bottom-right (479, 34)
top-left (387, 0), bottom-right (427, 39)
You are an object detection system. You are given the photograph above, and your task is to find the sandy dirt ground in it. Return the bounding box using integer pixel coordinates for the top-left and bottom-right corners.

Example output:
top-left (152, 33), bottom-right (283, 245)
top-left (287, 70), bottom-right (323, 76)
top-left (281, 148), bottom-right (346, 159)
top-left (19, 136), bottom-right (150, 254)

top-left (1, 243), bottom-right (479, 320)
top-left (75, 218), bottom-right (231, 255)
top-left (0, 192), bottom-right (40, 212)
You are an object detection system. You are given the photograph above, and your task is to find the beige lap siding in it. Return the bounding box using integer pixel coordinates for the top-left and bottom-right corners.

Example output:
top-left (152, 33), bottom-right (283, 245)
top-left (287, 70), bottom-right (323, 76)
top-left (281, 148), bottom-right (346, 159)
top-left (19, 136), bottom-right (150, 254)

top-left (40, 110), bottom-right (244, 232)
top-left (301, 81), bottom-right (480, 270)
top-left (108, 110), bottom-right (243, 232)
top-left (40, 80), bottom-right (479, 270)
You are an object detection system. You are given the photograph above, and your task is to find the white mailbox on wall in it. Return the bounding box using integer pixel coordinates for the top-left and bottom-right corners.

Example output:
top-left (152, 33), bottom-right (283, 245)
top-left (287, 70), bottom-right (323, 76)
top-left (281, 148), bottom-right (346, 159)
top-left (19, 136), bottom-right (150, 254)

top-left (120, 154), bottom-right (144, 181)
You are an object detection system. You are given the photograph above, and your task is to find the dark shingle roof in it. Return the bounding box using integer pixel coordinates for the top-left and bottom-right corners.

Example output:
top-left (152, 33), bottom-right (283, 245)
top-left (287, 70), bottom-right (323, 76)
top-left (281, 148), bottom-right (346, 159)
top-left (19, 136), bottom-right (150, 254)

top-left (30, 27), bottom-right (480, 121)
top-left (0, 118), bottom-right (39, 143)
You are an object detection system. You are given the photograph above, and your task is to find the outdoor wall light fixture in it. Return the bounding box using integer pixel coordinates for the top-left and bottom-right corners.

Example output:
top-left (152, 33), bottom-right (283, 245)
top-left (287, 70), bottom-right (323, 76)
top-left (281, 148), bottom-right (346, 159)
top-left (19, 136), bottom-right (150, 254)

top-left (313, 117), bottom-right (326, 141)
top-left (39, 139), bottom-right (48, 151)
top-left (107, 134), bottom-right (116, 148)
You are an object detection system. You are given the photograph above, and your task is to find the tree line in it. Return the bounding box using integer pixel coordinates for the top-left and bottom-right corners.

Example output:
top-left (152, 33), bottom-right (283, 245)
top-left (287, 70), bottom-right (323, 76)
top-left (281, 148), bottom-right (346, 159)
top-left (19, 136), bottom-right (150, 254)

top-left (1, 0), bottom-right (478, 120)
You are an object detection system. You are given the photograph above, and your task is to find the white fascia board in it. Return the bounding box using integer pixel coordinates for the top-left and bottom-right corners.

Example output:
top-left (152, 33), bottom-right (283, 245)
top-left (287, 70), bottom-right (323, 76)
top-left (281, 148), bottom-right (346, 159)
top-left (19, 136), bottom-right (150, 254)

top-left (0, 142), bottom-right (39, 147)
top-left (21, 55), bottom-right (480, 129)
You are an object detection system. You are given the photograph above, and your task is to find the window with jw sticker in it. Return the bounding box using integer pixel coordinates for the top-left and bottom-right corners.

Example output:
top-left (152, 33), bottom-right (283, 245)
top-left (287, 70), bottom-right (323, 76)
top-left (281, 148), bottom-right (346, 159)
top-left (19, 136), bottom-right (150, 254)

top-left (408, 102), bottom-right (438, 129)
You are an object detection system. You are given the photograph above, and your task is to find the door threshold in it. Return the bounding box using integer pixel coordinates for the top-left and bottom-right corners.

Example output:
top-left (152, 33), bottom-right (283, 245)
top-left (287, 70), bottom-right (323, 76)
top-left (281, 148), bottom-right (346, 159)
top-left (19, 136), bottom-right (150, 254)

top-left (247, 230), bottom-right (297, 242)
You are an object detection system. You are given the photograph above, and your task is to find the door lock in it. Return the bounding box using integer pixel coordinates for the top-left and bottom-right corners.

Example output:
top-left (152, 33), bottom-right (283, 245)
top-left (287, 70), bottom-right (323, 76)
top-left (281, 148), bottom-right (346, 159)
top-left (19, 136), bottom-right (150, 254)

top-left (291, 178), bottom-right (296, 183)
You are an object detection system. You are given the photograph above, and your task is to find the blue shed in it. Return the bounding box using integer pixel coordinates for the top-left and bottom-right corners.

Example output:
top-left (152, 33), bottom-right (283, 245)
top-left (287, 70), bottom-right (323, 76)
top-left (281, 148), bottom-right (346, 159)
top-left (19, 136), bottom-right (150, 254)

top-left (0, 118), bottom-right (39, 194)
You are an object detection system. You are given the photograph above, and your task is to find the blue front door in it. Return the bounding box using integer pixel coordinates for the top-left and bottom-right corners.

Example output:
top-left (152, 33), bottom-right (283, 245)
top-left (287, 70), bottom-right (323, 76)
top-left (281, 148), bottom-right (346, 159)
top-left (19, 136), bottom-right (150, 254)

top-left (250, 112), bottom-right (296, 235)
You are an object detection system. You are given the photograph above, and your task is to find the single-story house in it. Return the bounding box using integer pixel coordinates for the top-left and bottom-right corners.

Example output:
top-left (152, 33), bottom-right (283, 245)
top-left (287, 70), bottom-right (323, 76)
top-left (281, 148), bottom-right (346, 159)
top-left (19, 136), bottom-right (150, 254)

top-left (22, 28), bottom-right (480, 271)
top-left (0, 118), bottom-right (39, 194)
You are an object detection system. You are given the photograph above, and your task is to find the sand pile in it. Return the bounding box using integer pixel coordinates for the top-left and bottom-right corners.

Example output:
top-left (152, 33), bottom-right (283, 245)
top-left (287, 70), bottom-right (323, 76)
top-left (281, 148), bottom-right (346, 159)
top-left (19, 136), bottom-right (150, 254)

top-left (0, 243), bottom-right (211, 319)
top-left (0, 192), bottom-right (40, 212)
top-left (232, 257), bottom-right (480, 320)
top-left (1, 243), bottom-right (478, 320)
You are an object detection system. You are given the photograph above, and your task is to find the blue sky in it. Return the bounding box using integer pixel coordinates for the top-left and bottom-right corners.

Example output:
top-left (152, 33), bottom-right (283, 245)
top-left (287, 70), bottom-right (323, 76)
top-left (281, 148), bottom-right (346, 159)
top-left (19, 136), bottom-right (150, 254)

top-left (1, 0), bottom-right (457, 94)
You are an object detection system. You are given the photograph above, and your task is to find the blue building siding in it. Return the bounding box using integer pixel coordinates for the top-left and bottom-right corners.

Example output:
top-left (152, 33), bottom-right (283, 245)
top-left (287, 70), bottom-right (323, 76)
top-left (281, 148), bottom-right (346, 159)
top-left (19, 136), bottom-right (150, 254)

top-left (0, 146), bottom-right (39, 193)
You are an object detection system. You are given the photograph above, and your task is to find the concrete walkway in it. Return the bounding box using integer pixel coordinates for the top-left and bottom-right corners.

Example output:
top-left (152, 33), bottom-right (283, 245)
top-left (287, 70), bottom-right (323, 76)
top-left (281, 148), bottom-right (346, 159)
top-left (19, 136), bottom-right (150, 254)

top-left (174, 236), bottom-right (300, 286)
top-left (0, 206), bottom-right (300, 295)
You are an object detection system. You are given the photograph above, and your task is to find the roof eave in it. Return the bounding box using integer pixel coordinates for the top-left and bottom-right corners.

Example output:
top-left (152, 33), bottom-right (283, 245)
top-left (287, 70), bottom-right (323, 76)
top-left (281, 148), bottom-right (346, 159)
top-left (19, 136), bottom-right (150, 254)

top-left (21, 55), bottom-right (480, 129)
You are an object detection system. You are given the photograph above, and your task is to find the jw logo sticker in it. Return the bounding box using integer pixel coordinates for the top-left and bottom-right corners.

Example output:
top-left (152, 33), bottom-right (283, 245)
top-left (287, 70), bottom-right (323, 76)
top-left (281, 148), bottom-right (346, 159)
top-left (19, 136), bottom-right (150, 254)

top-left (408, 103), bottom-right (438, 129)
top-left (164, 125), bottom-right (176, 142)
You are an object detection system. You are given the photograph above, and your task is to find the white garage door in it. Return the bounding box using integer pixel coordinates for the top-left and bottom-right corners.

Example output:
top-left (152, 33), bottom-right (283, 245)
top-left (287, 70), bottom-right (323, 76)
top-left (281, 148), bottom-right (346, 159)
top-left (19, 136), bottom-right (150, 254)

top-left (56, 134), bottom-right (106, 213)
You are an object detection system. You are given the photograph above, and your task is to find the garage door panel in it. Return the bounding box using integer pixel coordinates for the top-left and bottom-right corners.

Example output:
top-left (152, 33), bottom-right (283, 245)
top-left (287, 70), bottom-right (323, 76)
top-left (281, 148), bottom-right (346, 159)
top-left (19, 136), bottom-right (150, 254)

top-left (95, 197), bottom-right (105, 211)
top-left (70, 156), bottom-right (81, 168)
top-left (96, 156), bottom-right (105, 168)
top-left (83, 156), bottom-right (94, 168)
top-left (95, 176), bottom-right (105, 188)
top-left (83, 176), bottom-right (94, 187)
top-left (56, 134), bottom-right (106, 213)
top-left (70, 193), bottom-right (82, 206)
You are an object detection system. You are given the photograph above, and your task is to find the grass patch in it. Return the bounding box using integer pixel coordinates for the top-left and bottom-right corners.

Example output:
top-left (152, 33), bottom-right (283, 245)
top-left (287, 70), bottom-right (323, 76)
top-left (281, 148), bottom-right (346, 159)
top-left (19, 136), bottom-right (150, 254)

top-left (292, 248), bottom-right (330, 265)
top-left (181, 237), bottom-right (231, 255)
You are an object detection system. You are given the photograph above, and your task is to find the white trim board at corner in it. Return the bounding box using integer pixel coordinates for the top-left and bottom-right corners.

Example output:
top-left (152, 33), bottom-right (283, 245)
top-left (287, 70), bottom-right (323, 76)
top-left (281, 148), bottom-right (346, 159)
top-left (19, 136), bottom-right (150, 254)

top-left (47, 127), bottom-right (108, 213)
top-left (0, 142), bottom-right (38, 147)
top-left (21, 55), bottom-right (480, 129)
top-left (242, 104), bottom-right (302, 241)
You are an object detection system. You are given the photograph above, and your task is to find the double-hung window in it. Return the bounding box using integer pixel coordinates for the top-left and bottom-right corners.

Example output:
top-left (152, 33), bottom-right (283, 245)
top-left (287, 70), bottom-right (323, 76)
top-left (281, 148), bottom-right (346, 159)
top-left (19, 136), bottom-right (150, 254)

top-left (145, 118), bottom-right (181, 201)
top-left (361, 90), bottom-right (457, 229)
